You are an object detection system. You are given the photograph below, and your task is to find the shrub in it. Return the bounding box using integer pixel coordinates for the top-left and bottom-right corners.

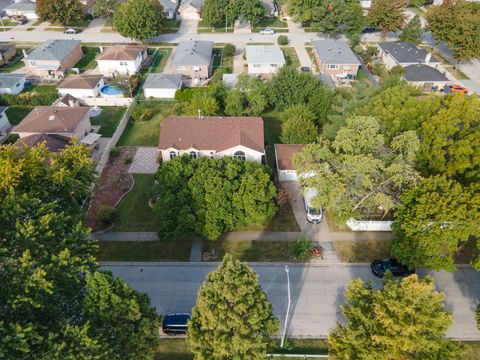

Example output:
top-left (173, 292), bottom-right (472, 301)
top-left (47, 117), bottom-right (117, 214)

top-left (354, 45), bottom-right (364, 54)
top-left (124, 155), bottom-right (133, 164)
top-left (222, 44), bottom-right (236, 57)
top-left (96, 204), bottom-right (117, 226)
top-left (390, 65), bottom-right (404, 77)
top-left (131, 104), bottom-right (155, 122)
top-left (289, 236), bottom-right (313, 262)
top-left (0, 89), bottom-right (59, 106)
top-left (477, 304), bottom-right (480, 330)
top-left (109, 147), bottom-right (120, 157)
top-left (277, 35), bottom-right (288, 45)
top-left (174, 87), bottom-right (207, 102)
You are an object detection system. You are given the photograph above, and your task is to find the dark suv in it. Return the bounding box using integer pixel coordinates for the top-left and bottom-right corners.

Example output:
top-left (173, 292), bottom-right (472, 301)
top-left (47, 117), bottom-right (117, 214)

top-left (371, 258), bottom-right (415, 278)
top-left (162, 313), bottom-right (191, 335)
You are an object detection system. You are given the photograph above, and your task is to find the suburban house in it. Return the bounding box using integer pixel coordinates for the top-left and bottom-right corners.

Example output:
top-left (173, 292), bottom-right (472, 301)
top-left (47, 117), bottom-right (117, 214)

top-left (143, 73), bottom-right (182, 99)
top-left (312, 39), bottom-right (361, 80)
top-left (4, 1), bottom-right (38, 20)
top-left (13, 106), bottom-right (92, 140)
top-left (54, 94), bottom-right (80, 107)
top-left (172, 40), bottom-right (213, 80)
top-left (23, 39), bottom-right (83, 79)
top-left (160, 0), bottom-right (180, 18)
top-left (57, 74), bottom-right (104, 98)
top-left (261, 0), bottom-right (279, 16)
top-left (0, 74), bottom-right (26, 95)
top-left (377, 42), bottom-right (440, 70)
top-left (15, 133), bottom-right (73, 152)
top-left (0, 106), bottom-right (11, 143)
top-left (96, 45), bottom-right (147, 76)
top-left (159, 116), bottom-right (265, 163)
top-left (274, 144), bottom-right (305, 181)
top-left (177, 0), bottom-right (203, 20)
top-left (401, 64), bottom-right (449, 92)
top-left (0, 43), bottom-right (17, 67)
top-left (245, 45), bottom-right (285, 75)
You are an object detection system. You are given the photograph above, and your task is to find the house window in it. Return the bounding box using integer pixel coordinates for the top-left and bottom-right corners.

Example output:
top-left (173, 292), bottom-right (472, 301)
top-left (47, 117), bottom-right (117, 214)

top-left (253, 64), bottom-right (261, 68)
top-left (233, 151), bottom-right (246, 161)
top-left (271, 64), bottom-right (278, 67)
top-left (189, 151), bottom-right (197, 158)
top-left (169, 151), bottom-right (177, 159)
top-left (120, 61), bottom-right (128, 66)
top-left (326, 64), bottom-right (339, 70)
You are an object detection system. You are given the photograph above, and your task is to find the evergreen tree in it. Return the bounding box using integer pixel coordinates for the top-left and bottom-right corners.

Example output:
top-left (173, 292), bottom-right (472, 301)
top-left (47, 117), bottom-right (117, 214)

top-left (187, 254), bottom-right (279, 359)
top-left (399, 15), bottom-right (422, 44)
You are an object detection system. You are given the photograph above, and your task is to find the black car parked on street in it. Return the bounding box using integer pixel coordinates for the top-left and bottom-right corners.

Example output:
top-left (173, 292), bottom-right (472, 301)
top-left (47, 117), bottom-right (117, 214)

top-left (371, 258), bottom-right (415, 278)
top-left (162, 313), bottom-right (191, 335)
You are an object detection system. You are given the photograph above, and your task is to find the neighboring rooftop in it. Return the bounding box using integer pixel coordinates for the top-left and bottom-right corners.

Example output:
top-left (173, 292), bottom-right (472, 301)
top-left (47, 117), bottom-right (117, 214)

top-left (4, 1), bottom-right (36, 11)
top-left (274, 144), bottom-right (305, 171)
top-left (402, 64), bottom-right (448, 82)
top-left (0, 43), bottom-right (15, 56)
top-left (58, 74), bottom-right (103, 89)
top-left (312, 39), bottom-right (361, 65)
top-left (245, 45), bottom-right (286, 65)
top-left (55, 93), bottom-right (79, 107)
top-left (261, 0), bottom-right (276, 12)
top-left (96, 45), bottom-right (147, 61)
top-left (26, 39), bottom-right (81, 62)
top-left (143, 73), bottom-right (182, 89)
top-left (378, 42), bottom-right (439, 64)
top-left (159, 0), bottom-right (178, 10)
top-left (178, 0), bottom-right (203, 11)
top-left (172, 40), bottom-right (213, 66)
top-left (15, 133), bottom-right (72, 152)
top-left (0, 74), bottom-right (26, 89)
top-left (0, 106), bottom-right (8, 114)
top-left (159, 116), bottom-right (264, 153)
top-left (14, 106), bottom-right (90, 134)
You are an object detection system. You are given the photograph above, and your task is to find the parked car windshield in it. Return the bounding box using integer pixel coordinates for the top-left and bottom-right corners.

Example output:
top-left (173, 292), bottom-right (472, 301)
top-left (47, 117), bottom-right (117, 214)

top-left (308, 207), bottom-right (321, 215)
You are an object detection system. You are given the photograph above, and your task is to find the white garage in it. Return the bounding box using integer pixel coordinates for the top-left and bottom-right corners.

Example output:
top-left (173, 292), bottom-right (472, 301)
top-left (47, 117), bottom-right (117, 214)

top-left (274, 144), bottom-right (305, 182)
top-left (177, 0), bottom-right (202, 20)
top-left (143, 73), bottom-right (182, 99)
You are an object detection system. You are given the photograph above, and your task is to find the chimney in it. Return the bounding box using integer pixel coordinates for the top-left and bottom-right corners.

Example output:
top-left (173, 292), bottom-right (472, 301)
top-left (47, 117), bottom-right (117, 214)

top-left (425, 52), bottom-right (431, 64)
top-left (22, 49), bottom-right (27, 58)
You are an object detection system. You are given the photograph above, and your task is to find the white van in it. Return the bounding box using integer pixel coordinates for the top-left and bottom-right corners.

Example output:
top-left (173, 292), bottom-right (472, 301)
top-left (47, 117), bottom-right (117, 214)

top-left (304, 188), bottom-right (323, 223)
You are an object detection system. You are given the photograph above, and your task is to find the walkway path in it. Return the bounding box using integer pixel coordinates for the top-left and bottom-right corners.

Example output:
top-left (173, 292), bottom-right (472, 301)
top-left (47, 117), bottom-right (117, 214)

top-left (178, 19), bottom-right (198, 35)
top-left (128, 147), bottom-right (159, 174)
top-left (190, 238), bottom-right (203, 262)
top-left (286, 18), bottom-right (304, 34)
top-left (233, 44), bottom-right (245, 74)
top-left (294, 46), bottom-right (312, 69)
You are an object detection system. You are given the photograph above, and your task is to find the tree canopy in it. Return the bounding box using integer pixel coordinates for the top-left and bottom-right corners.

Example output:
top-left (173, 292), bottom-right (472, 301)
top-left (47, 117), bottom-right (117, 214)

top-left (187, 254), bottom-right (279, 359)
top-left (426, 0), bottom-right (480, 61)
top-left (93, 0), bottom-right (118, 26)
top-left (392, 175), bottom-right (480, 271)
top-left (114, 0), bottom-right (163, 41)
top-left (293, 116), bottom-right (420, 225)
top-left (154, 156), bottom-right (277, 241)
top-left (399, 15), bottom-right (422, 44)
top-left (280, 104), bottom-right (318, 144)
top-left (367, 0), bottom-right (407, 33)
top-left (329, 275), bottom-right (462, 359)
top-left (36, 0), bottom-right (85, 26)
top-left (202, 0), bottom-right (264, 27)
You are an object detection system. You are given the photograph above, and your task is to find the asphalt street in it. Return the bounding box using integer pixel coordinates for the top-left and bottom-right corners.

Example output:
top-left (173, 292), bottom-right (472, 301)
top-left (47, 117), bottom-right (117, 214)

top-left (101, 263), bottom-right (480, 340)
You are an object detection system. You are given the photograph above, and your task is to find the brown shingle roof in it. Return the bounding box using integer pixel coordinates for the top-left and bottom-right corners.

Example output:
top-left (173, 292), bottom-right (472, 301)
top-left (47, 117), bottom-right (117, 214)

top-left (274, 144), bottom-right (305, 170)
top-left (159, 116), bottom-right (264, 153)
top-left (58, 74), bottom-right (103, 89)
top-left (14, 106), bottom-right (90, 134)
top-left (15, 133), bottom-right (72, 152)
top-left (96, 45), bottom-right (147, 61)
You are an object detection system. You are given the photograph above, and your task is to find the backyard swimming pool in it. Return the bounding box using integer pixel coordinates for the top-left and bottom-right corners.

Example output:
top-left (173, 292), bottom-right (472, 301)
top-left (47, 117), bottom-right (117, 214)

top-left (100, 84), bottom-right (124, 97)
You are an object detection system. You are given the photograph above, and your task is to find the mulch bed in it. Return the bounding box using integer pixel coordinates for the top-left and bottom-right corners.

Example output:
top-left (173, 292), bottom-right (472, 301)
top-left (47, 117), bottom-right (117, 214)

top-left (87, 147), bottom-right (136, 231)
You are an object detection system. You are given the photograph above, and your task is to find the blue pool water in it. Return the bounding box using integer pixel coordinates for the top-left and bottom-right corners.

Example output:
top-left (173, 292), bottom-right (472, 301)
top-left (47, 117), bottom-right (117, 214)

top-left (100, 84), bottom-right (123, 96)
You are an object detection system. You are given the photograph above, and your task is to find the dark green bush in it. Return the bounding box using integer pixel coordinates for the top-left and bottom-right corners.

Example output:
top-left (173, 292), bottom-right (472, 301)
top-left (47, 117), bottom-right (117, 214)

top-left (0, 90), bottom-right (59, 106)
top-left (131, 104), bottom-right (155, 122)
top-left (222, 44), bottom-right (236, 57)
top-left (109, 147), bottom-right (120, 157)
top-left (288, 236), bottom-right (313, 262)
top-left (277, 35), bottom-right (289, 45)
top-left (174, 88), bottom-right (207, 102)
top-left (96, 204), bottom-right (117, 226)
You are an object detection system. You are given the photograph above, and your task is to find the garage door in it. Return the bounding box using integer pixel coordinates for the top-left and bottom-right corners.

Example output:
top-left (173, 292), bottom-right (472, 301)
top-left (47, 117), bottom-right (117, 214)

top-left (179, 10), bottom-right (199, 20)
top-left (278, 171), bottom-right (298, 182)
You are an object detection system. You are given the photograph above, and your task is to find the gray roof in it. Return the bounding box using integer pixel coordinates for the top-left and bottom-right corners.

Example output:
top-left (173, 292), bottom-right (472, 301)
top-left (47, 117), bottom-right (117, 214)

top-left (4, 1), bottom-right (36, 11)
top-left (26, 39), bottom-right (81, 62)
top-left (178, 0), bottom-right (203, 11)
top-left (143, 73), bottom-right (182, 89)
top-left (172, 40), bottom-right (213, 66)
top-left (402, 64), bottom-right (448, 82)
top-left (261, 0), bottom-right (276, 12)
top-left (159, 0), bottom-right (178, 11)
top-left (317, 74), bottom-right (335, 88)
top-left (312, 39), bottom-right (360, 65)
top-left (378, 42), bottom-right (439, 64)
top-left (245, 45), bottom-right (286, 65)
top-left (0, 106), bottom-right (7, 114)
top-left (0, 74), bottom-right (26, 89)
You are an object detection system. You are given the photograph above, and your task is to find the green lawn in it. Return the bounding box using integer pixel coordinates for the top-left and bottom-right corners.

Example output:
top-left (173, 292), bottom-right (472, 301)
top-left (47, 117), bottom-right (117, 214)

top-left (212, 48), bottom-right (222, 71)
top-left (205, 239), bottom-right (292, 262)
top-left (273, 339), bottom-right (329, 355)
top-left (0, 19), bottom-right (18, 27)
top-left (31, 20), bottom-right (43, 26)
top-left (26, 85), bottom-right (58, 95)
top-left (282, 47), bottom-right (300, 68)
top-left (90, 107), bottom-right (126, 137)
top-left (97, 238), bottom-right (192, 262)
top-left (0, 56), bottom-right (26, 73)
top-left (263, 114), bottom-right (282, 170)
top-left (117, 104), bottom-right (172, 146)
top-left (162, 19), bottom-right (181, 29)
top-left (74, 47), bottom-right (100, 72)
top-left (50, 18), bottom-right (91, 28)
top-left (465, 342), bottom-right (480, 360)
top-left (6, 106), bottom-right (32, 125)
top-left (257, 18), bottom-right (288, 28)
top-left (154, 339), bottom-right (193, 360)
top-left (151, 48), bottom-right (172, 73)
top-left (114, 174), bottom-right (158, 231)
top-left (334, 240), bottom-right (392, 263)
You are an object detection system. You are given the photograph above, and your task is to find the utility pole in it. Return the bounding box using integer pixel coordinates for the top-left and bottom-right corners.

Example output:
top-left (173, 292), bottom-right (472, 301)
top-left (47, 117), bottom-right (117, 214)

top-left (281, 265), bottom-right (291, 348)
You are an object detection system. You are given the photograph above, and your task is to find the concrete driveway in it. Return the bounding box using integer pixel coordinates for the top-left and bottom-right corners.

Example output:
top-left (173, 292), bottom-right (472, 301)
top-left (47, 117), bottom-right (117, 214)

top-left (178, 19), bottom-right (198, 35)
top-left (101, 263), bottom-right (480, 340)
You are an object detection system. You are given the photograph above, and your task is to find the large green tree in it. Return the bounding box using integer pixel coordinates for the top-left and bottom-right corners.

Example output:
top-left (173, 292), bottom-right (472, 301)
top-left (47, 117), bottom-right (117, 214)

top-left (226, 0), bottom-right (265, 26)
top-left (392, 176), bottom-right (480, 271)
top-left (114, 0), bottom-right (163, 41)
top-left (201, 0), bottom-right (230, 26)
top-left (329, 275), bottom-right (463, 359)
top-left (187, 254), bottom-right (279, 359)
top-left (36, 0), bottom-right (85, 26)
top-left (426, 0), bottom-right (480, 61)
top-left (280, 104), bottom-right (318, 144)
top-left (367, 0), bottom-right (407, 33)
top-left (154, 156), bottom-right (277, 241)
top-left (93, 0), bottom-right (119, 26)
top-left (399, 15), bottom-right (422, 44)
top-left (418, 94), bottom-right (480, 183)
top-left (293, 116), bottom-right (420, 225)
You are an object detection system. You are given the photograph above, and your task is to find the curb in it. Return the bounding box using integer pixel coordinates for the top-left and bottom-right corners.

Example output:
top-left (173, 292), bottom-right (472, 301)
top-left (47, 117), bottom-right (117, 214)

top-left (99, 261), bottom-right (372, 267)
